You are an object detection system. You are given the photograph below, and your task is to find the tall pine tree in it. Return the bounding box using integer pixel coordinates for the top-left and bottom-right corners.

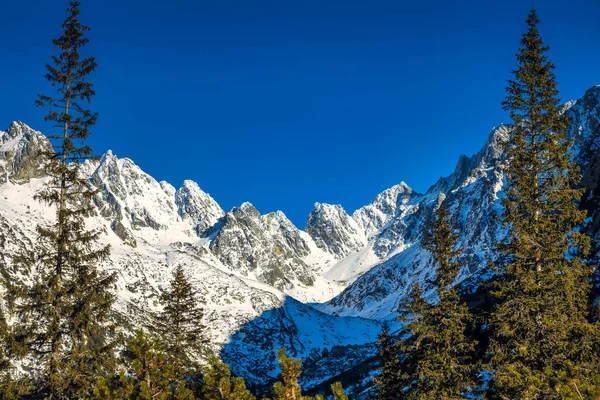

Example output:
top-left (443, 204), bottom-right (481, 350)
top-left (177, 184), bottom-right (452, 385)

top-left (373, 321), bottom-right (403, 400)
top-left (9, 1), bottom-right (117, 397)
top-left (399, 201), bottom-right (477, 399)
top-left (154, 264), bottom-right (208, 379)
top-left (488, 8), bottom-right (600, 399)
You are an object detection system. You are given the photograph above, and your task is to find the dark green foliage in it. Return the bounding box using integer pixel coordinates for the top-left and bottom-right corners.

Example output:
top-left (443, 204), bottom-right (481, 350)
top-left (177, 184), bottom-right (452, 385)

top-left (399, 202), bottom-right (477, 399)
top-left (94, 329), bottom-right (196, 400)
top-left (330, 382), bottom-right (348, 400)
top-left (202, 354), bottom-right (256, 400)
top-left (488, 8), bottom-right (600, 399)
top-left (6, 1), bottom-right (118, 397)
top-left (272, 349), bottom-right (303, 400)
top-left (373, 321), bottom-right (403, 400)
top-left (154, 264), bottom-right (208, 378)
top-left (269, 348), bottom-right (346, 400)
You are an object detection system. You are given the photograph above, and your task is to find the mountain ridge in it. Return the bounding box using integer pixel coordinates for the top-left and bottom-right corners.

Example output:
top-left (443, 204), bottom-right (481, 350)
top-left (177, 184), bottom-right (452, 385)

top-left (1, 84), bottom-right (599, 393)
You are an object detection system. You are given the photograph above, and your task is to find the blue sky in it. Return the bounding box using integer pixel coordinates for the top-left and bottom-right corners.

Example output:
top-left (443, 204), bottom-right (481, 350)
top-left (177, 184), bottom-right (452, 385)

top-left (1, 0), bottom-right (599, 228)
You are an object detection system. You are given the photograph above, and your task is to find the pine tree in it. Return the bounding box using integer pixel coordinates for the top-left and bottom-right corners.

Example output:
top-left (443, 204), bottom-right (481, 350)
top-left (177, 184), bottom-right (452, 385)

top-left (330, 382), bottom-right (348, 400)
top-left (399, 201), bottom-right (477, 399)
top-left (488, 8), bottom-right (600, 399)
top-left (94, 329), bottom-right (195, 400)
top-left (396, 282), bottom-right (428, 397)
top-left (373, 321), bottom-right (403, 400)
top-left (272, 349), bottom-right (303, 400)
top-left (8, 1), bottom-right (117, 397)
top-left (201, 354), bottom-right (255, 400)
top-left (154, 264), bottom-right (208, 378)
top-left (270, 349), bottom-right (343, 400)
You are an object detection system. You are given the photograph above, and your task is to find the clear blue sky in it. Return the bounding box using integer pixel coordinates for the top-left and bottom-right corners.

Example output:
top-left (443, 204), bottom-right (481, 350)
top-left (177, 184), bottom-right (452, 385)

top-left (1, 0), bottom-right (599, 228)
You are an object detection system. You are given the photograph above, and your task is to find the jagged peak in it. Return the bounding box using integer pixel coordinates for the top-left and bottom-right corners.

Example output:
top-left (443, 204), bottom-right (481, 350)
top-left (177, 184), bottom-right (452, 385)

top-left (97, 149), bottom-right (118, 167)
top-left (312, 202), bottom-right (345, 212)
top-left (178, 179), bottom-right (211, 197)
top-left (376, 181), bottom-right (412, 198)
top-left (2, 121), bottom-right (36, 142)
top-left (582, 84), bottom-right (600, 101)
top-left (230, 202), bottom-right (261, 218)
top-left (181, 179), bottom-right (199, 189)
top-left (160, 181), bottom-right (176, 198)
top-left (265, 210), bottom-right (296, 226)
top-left (6, 120), bottom-right (32, 134)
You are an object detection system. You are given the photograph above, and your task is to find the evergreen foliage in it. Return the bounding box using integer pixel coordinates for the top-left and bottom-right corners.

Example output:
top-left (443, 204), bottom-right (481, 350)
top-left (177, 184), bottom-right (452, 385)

top-left (94, 329), bottom-right (197, 400)
top-left (154, 264), bottom-right (208, 378)
top-left (396, 283), bottom-right (428, 394)
top-left (6, 1), bottom-right (117, 397)
top-left (398, 201), bottom-right (477, 399)
top-left (488, 8), bottom-right (600, 399)
top-left (373, 321), bottom-right (403, 400)
top-left (202, 354), bottom-right (256, 400)
top-left (272, 349), bottom-right (303, 400)
top-left (330, 382), bottom-right (348, 400)
top-left (270, 348), bottom-right (346, 400)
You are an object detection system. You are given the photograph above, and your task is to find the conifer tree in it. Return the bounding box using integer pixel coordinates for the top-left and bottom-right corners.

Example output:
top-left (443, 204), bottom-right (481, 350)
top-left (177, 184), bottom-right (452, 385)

top-left (330, 382), bottom-right (348, 400)
top-left (399, 201), bottom-right (477, 399)
top-left (154, 264), bottom-right (207, 378)
top-left (202, 354), bottom-right (256, 400)
top-left (488, 8), bottom-right (600, 399)
top-left (396, 282), bottom-right (428, 389)
top-left (269, 349), bottom-right (345, 400)
top-left (373, 321), bottom-right (403, 400)
top-left (272, 349), bottom-right (303, 400)
top-left (94, 329), bottom-right (195, 400)
top-left (7, 1), bottom-right (117, 397)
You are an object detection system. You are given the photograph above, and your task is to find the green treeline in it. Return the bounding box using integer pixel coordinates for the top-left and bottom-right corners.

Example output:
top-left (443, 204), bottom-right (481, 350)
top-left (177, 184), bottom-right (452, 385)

top-left (374, 8), bottom-right (600, 400)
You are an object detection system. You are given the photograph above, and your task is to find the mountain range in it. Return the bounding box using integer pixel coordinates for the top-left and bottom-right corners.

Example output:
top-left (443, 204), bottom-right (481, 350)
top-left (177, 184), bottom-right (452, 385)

top-left (1, 84), bottom-right (599, 395)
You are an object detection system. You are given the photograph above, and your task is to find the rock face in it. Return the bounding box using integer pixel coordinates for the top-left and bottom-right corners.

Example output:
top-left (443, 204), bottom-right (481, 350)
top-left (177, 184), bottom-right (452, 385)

top-left (0, 121), bottom-right (52, 183)
top-left (210, 203), bottom-right (316, 290)
top-left (0, 126), bottom-right (380, 390)
top-left (2, 85), bottom-right (600, 395)
top-left (306, 203), bottom-right (367, 259)
top-left (175, 180), bottom-right (224, 236)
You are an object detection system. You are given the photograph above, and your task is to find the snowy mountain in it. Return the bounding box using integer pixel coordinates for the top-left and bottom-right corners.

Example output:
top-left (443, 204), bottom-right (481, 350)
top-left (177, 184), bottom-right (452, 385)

top-left (1, 85), bottom-right (599, 393)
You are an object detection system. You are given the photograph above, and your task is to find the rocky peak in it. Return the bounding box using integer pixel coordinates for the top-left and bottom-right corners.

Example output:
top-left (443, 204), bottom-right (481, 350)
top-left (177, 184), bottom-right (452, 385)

top-left (305, 203), bottom-right (366, 259)
top-left (210, 204), bottom-right (316, 290)
top-left (90, 150), bottom-right (178, 230)
top-left (160, 181), bottom-right (176, 198)
top-left (0, 121), bottom-right (52, 183)
top-left (175, 180), bottom-right (224, 236)
top-left (353, 182), bottom-right (419, 235)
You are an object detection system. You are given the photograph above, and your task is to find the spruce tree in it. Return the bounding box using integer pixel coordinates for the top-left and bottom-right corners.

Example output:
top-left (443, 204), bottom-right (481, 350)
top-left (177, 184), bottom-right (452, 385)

top-left (272, 348), bottom-right (303, 400)
top-left (202, 354), bottom-right (256, 400)
top-left (373, 321), bottom-right (403, 400)
top-left (330, 382), bottom-right (348, 400)
top-left (268, 349), bottom-right (346, 400)
top-left (154, 264), bottom-right (208, 378)
top-left (396, 282), bottom-right (428, 393)
top-left (8, 1), bottom-right (117, 397)
top-left (399, 201), bottom-right (477, 399)
top-left (488, 8), bottom-right (600, 399)
top-left (94, 329), bottom-right (195, 400)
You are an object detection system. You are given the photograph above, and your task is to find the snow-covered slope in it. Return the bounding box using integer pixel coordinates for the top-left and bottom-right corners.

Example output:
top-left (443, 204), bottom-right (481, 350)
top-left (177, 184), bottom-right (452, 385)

top-left (320, 86), bottom-right (600, 320)
top-left (2, 85), bottom-right (600, 392)
top-left (0, 124), bottom-right (380, 389)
